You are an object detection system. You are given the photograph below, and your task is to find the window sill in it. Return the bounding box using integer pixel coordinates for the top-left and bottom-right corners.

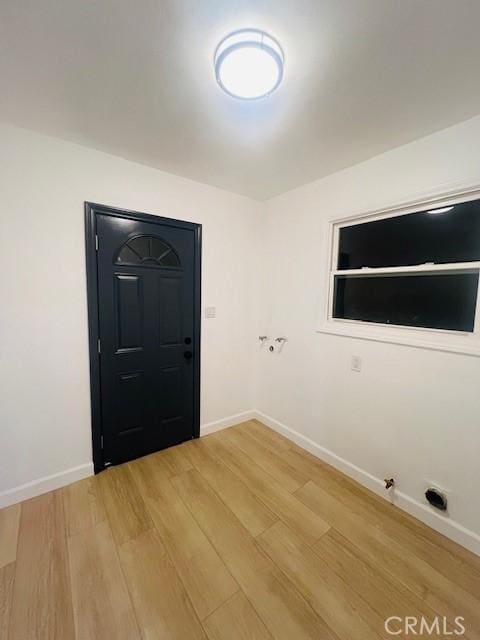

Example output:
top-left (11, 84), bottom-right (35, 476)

top-left (316, 320), bottom-right (480, 357)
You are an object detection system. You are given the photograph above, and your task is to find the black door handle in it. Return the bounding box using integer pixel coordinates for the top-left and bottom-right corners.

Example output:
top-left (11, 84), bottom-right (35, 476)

top-left (184, 350), bottom-right (193, 360)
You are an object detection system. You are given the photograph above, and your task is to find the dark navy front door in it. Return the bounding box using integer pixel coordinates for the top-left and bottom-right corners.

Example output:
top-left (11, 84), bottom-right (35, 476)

top-left (96, 212), bottom-right (198, 466)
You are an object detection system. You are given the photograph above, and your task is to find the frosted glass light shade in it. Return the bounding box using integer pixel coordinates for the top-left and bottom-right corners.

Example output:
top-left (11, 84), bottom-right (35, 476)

top-left (214, 29), bottom-right (284, 99)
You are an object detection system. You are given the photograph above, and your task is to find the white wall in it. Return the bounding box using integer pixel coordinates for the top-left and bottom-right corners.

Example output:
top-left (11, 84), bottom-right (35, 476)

top-left (257, 115), bottom-right (480, 551)
top-left (0, 123), bottom-right (262, 502)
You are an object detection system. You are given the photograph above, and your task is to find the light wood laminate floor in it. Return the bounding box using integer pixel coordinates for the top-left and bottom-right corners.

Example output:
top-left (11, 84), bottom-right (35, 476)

top-left (2, 420), bottom-right (480, 639)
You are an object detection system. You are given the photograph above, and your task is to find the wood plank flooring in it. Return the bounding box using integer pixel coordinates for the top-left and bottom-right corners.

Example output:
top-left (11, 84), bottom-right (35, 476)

top-left (2, 419), bottom-right (480, 639)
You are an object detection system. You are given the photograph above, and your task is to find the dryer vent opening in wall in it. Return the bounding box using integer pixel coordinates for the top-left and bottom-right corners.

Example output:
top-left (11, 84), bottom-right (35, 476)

top-left (425, 487), bottom-right (448, 511)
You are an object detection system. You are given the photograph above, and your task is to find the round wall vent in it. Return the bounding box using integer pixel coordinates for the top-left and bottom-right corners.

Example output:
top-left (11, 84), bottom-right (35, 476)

top-left (425, 487), bottom-right (447, 511)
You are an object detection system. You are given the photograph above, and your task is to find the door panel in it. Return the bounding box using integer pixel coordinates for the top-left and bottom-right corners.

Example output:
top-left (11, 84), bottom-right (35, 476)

top-left (115, 371), bottom-right (145, 436)
top-left (114, 274), bottom-right (144, 352)
top-left (159, 365), bottom-right (184, 419)
top-left (159, 277), bottom-right (183, 346)
top-left (94, 211), bottom-right (199, 467)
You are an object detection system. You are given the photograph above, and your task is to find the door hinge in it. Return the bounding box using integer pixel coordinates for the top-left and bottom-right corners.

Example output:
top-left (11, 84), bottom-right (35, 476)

top-left (95, 234), bottom-right (99, 251)
top-left (100, 435), bottom-right (104, 449)
top-left (97, 338), bottom-right (101, 354)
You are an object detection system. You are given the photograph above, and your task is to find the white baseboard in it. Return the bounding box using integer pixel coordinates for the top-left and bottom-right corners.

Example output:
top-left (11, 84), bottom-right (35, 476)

top-left (0, 463), bottom-right (94, 509)
top-left (253, 410), bottom-right (480, 557)
top-left (201, 410), bottom-right (256, 436)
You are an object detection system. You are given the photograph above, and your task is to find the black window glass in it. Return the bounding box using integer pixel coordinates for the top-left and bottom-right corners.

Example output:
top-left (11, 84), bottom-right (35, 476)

top-left (160, 250), bottom-right (180, 267)
top-left (117, 245), bottom-right (141, 264)
top-left (333, 273), bottom-right (478, 332)
top-left (128, 236), bottom-right (151, 260)
top-left (151, 237), bottom-right (170, 259)
top-left (338, 199), bottom-right (480, 269)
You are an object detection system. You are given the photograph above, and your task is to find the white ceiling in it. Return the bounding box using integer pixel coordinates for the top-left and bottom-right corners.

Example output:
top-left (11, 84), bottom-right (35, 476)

top-left (2, 1), bottom-right (480, 200)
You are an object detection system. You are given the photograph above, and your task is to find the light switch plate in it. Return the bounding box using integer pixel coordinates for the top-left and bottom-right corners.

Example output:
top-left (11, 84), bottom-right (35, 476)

top-left (205, 306), bottom-right (216, 319)
top-left (351, 355), bottom-right (362, 372)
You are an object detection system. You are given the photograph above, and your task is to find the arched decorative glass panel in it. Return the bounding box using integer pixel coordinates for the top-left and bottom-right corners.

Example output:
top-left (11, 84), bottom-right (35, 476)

top-left (116, 235), bottom-right (181, 268)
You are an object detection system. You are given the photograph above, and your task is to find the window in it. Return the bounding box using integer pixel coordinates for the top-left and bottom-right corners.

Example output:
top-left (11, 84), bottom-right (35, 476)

top-left (319, 190), bottom-right (480, 356)
top-left (116, 235), bottom-right (180, 268)
top-left (333, 273), bottom-right (478, 332)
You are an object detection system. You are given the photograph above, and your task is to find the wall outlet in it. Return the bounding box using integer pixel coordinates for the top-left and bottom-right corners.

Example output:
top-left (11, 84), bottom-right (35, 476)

top-left (205, 306), bottom-right (216, 319)
top-left (351, 355), bottom-right (362, 372)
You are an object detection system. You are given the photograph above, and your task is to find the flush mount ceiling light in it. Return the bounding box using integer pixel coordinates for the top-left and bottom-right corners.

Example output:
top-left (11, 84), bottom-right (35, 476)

top-left (214, 29), bottom-right (284, 100)
top-left (427, 206), bottom-right (454, 215)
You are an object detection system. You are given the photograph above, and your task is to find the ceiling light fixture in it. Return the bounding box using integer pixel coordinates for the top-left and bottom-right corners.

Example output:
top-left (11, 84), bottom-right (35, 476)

top-left (214, 29), bottom-right (284, 100)
top-left (427, 206), bottom-right (454, 215)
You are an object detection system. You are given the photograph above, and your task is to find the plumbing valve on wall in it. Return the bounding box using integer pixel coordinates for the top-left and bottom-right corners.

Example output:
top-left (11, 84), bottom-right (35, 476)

top-left (258, 335), bottom-right (288, 353)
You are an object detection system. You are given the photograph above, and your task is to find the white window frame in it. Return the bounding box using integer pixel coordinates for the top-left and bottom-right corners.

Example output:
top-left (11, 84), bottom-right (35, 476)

top-left (317, 186), bottom-right (480, 357)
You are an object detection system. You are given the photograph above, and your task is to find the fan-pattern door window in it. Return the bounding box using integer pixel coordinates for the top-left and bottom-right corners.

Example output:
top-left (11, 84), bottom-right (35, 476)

top-left (116, 235), bottom-right (181, 268)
